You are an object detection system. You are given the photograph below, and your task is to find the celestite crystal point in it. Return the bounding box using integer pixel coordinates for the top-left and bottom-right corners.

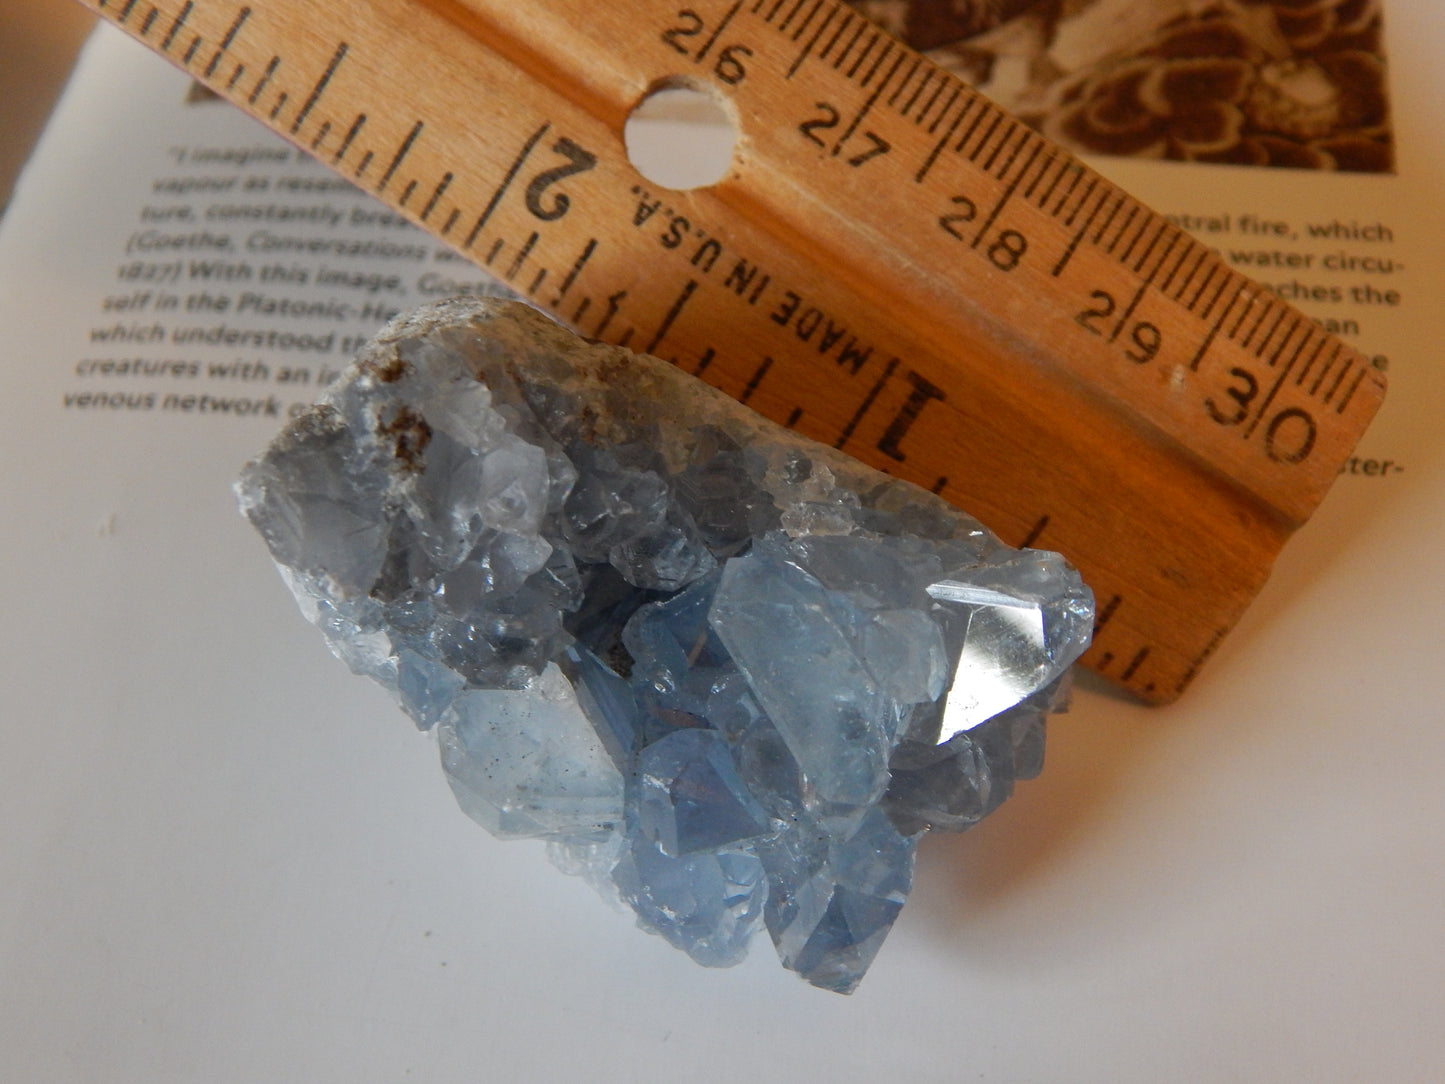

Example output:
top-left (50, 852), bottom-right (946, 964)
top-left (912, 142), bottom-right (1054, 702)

top-left (236, 297), bottom-right (1094, 992)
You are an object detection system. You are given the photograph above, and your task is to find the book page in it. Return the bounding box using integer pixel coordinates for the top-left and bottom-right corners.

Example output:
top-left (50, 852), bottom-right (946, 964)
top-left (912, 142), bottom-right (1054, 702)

top-left (1, 10), bottom-right (1442, 1080)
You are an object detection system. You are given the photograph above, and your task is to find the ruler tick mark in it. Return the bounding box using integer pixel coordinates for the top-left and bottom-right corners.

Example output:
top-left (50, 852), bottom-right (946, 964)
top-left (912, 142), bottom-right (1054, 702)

top-left (646, 279), bottom-right (699, 354)
top-left (1051, 183), bottom-right (1108, 276)
top-left (1061, 175), bottom-right (1100, 228)
top-left (1236, 297), bottom-right (1273, 350)
top-left (268, 93), bottom-right (288, 121)
top-left (1255, 307), bottom-right (1294, 359)
top-left (140, 7), bottom-right (158, 36)
top-left (691, 347), bottom-right (716, 376)
top-left (1322, 356), bottom-right (1353, 405)
top-left (1189, 283), bottom-right (1246, 371)
top-left (399, 179), bottom-right (417, 207)
top-left (914, 97), bottom-right (967, 182)
top-left (1120, 646), bottom-right (1150, 682)
top-left (376, 120), bottom-right (423, 194)
top-left (205, 6), bottom-right (250, 79)
top-left (835, 357), bottom-right (899, 450)
top-left (335, 114), bottom-right (366, 163)
top-left (292, 42), bottom-right (349, 135)
top-left (833, 51), bottom-right (904, 153)
top-left (310, 121), bottom-right (332, 151)
top-left (816, 9), bottom-right (854, 65)
top-left (789, 3), bottom-right (837, 77)
top-left (1192, 264), bottom-right (1229, 317)
top-left (1157, 235), bottom-right (1196, 294)
top-left (1093, 594), bottom-right (1122, 635)
top-left (948, 94), bottom-right (987, 151)
top-left (420, 172), bottom-right (454, 221)
top-left (1019, 514), bottom-right (1050, 548)
top-left (354, 149), bottom-right (374, 178)
top-left (1021, 147), bottom-right (1059, 202)
top-left (1088, 192), bottom-right (1124, 246)
top-left (1177, 629), bottom-right (1228, 694)
top-left (1336, 365), bottom-right (1368, 413)
top-left (467, 122), bottom-right (549, 248)
top-left (594, 290), bottom-right (628, 338)
top-left (979, 118), bottom-right (1020, 174)
top-left (787, 0), bottom-right (823, 40)
top-left (507, 231), bottom-right (540, 280)
top-left (971, 140), bottom-right (1037, 248)
top-left (554, 237), bottom-right (597, 303)
top-left (740, 357), bottom-right (774, 403)
top-left (1309, 345), bottom-right (1341, 395)
top-left (1267, 319), bottom-right (1306, 374)
top-left (846, 32), bottom-right (882, 80)
top-left (441, 208), bottom-right (461, 236)
top-left (1137, 226), bottom-right (1178, 280)
top-left (1048, 165), bottom-right (1084, 217)
top-left (858, 38), bottom-right (896, 86)
top-left (887, 57), bottom-right (921, 106)
top-left (1227, 287), bottom-right (1261, 340)
top-left (248, 55), bottom-right (280, 106)
top-left (960, 108), bottom-right (1002, 160)
top-left (117, 0), bottom-right (137, 22)
top-left (160, 1), bottom-right (192, 51)
top-left (1243, 339), bottom-right (1309, 439)
top-left (924, 85), bottom-right (962, 138)
top-left (183, 34), bottom-right (202, 65)
top-left (696, 1), bottom-right (742, 62)
top-left (1103, 202), bottom-right (1140, 255)
top-left (1293, 334), bottom-right (1330, 387)
top-left (901, 67), bottom-right (934, 118)
top-left (1121, 218), bottom-right (1163, 270)
top-left (776, 0), bottom-right (808, 32)
top-left (830, 19), bottom-right (869, 69)
top-left (1171, 246), bottom-right (1209, 302)
top-left (1108, 282), bottom-right (1150, 343)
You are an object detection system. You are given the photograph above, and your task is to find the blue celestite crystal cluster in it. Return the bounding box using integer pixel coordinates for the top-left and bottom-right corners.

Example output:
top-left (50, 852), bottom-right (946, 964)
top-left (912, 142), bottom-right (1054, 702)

top-left (236, 298), bottom-right (1094, 993)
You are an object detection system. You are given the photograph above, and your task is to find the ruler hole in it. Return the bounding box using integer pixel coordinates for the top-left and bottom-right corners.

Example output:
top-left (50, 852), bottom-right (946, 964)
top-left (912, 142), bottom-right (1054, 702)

top-left (624, 83), bottom-right (737, 190)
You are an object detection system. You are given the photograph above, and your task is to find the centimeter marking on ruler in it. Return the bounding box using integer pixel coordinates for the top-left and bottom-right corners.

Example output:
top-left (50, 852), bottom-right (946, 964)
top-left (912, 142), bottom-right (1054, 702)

top-left (757, 0), bottom-right (1373, 438)
top-left (82, 0), bottom-right (1385, 701)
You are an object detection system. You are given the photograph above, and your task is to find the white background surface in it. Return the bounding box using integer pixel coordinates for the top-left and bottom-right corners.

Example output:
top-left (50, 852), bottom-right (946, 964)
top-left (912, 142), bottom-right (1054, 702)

top-left (2, 9), bottom-right (1443, 1081)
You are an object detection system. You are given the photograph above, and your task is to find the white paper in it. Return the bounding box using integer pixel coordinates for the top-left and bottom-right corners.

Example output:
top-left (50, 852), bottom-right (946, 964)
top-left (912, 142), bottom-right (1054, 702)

top-left (2, 14), bottom-right (1443, 1081)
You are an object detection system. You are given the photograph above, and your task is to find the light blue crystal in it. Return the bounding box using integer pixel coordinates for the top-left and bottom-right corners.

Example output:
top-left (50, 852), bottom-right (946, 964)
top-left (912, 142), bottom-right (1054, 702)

top-left (758, 807), bottom-right (918, 994)
top-left (237, 298), bottom-right (1095, 993)
top-left (611, 835), bottom-right (767, 968)
top-left (624, 575), bottom-right (733, 724)
top-left (709, 537), bottom-right (900, 811)
top-left (438, 664), bottom-right (624, 841)
top-left (634, 729), bottom-right (771, 857)
top-left (396, 646), bottom-right (464, 730)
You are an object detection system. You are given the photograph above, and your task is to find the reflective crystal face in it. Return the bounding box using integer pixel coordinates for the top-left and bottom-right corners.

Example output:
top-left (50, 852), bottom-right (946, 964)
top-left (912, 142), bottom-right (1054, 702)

top-left (237, 298), bottom-right (1093, 992)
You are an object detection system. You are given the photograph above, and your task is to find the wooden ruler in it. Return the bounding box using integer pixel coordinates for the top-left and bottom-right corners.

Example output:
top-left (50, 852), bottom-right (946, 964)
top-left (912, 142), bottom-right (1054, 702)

top-left (77, 0), bottom-right (1386, 702)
